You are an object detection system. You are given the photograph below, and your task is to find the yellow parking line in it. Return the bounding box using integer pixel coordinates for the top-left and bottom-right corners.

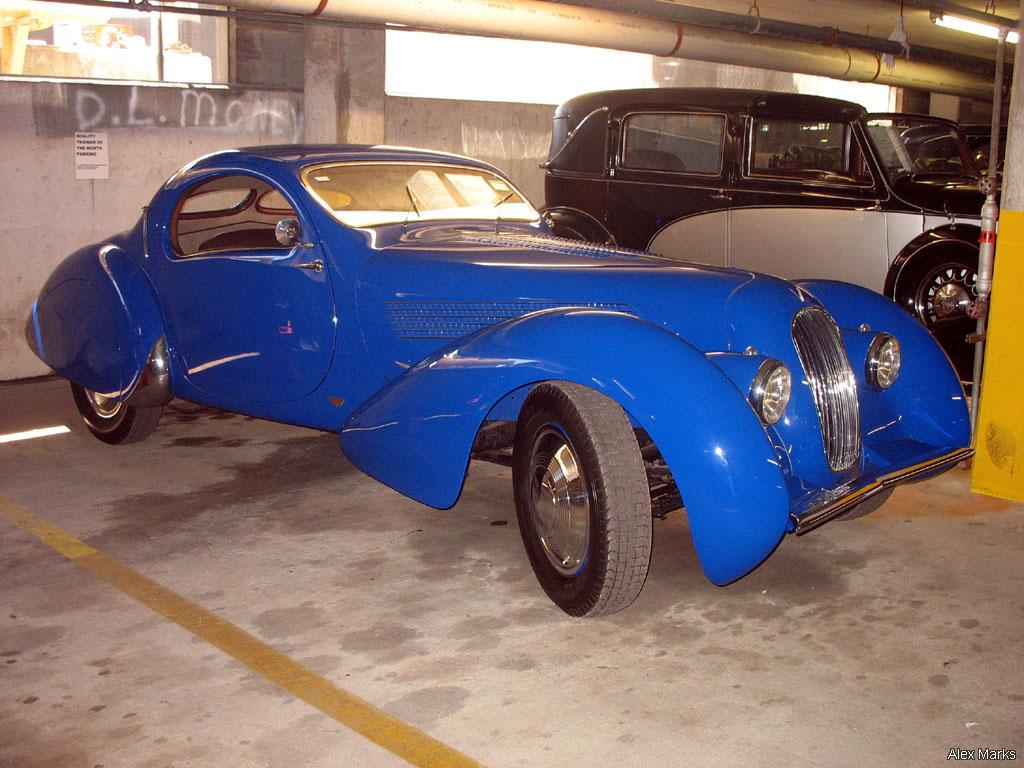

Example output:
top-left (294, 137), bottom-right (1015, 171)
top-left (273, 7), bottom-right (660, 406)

top-left (0, 496), bottom-right (485, 768)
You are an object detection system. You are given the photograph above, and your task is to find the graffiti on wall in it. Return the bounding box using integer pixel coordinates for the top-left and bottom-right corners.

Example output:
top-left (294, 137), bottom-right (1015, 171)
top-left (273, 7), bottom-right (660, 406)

top-left (34, 84), bottom-right (303, 141)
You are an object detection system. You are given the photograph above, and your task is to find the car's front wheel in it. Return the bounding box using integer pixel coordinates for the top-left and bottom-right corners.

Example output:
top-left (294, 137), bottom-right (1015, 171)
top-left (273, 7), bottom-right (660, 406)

top-left (513, 381), bottom-right (652, 617)
top-left (71, 383), bottom-right (162, 445)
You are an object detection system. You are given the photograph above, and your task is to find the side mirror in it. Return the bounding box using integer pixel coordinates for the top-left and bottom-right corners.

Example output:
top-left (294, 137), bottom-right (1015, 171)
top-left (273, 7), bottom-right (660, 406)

top-left (275, 218), bottom-right (302, 247)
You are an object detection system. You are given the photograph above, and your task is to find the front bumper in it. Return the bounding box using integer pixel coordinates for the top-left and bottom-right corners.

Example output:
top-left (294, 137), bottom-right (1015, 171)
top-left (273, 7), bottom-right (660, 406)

top-left (790, 446), bottom-right (975, 535)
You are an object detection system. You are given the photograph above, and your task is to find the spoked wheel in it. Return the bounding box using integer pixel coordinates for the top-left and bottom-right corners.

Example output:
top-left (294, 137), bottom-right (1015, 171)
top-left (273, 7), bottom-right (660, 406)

top-left (897, 247), bottom-right (979, 383)
top-left (71, 383), bottom-right (162, 445)
top-left (513, 382), bottom-right (652, 617)
top-left (911, 261), bottom-right (976, 326)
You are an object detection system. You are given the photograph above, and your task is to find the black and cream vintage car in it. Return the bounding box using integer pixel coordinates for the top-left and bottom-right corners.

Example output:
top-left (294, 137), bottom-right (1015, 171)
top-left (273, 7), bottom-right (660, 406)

top-left (542, 88), bottom-right (987, 379)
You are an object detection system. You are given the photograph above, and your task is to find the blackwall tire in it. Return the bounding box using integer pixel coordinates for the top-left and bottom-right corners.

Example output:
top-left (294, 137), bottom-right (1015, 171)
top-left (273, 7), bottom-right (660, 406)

top-left (513, 381), bottom-right (652, 617)
top-left (71, 383), bottom-right (162, 445)
top-left (896, 247), bottom-right (978, 382)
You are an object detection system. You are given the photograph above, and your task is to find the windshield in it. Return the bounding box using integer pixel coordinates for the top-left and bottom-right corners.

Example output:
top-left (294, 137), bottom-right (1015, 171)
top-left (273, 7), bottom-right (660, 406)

top-left (864, 117), bottom-right (979, 181)
top-left (302, 162), bottom-right (540, 227)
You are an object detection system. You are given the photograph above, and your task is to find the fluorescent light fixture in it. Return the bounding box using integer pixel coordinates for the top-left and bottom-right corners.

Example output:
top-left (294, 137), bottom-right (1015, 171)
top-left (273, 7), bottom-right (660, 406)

top-left (0, 426), bottom-right (71, 444)
top-left (933, 14), bottom-right (1019, 44)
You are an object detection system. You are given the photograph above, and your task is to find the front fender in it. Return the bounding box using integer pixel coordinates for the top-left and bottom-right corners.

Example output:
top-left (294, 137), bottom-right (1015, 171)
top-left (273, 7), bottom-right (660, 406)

top-left (796, 279), bottom-right (971, 450)
top-left (340, 308), bottom-right (790, 585)
top-left (29, 244), bottom-right (164, 399)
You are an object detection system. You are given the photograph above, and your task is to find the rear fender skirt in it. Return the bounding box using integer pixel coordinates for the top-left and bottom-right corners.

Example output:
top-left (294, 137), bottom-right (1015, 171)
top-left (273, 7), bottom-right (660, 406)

top-left (30, 245), bottom-right (165, 400)
top-left (339, 307), bottom-right (789, 585)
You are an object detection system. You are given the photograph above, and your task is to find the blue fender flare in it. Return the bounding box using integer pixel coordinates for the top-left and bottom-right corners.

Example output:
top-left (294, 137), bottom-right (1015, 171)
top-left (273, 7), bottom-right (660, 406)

top-left (339, 308), bottom-right (790, 585)
top-left (29, 244), bottom-right (165, 400)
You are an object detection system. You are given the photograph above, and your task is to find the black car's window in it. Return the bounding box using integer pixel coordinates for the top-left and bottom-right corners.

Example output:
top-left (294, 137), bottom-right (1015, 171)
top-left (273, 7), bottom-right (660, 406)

top-left (864, 118), bottom-right (979, 180)
top-left (621, 113), bottom-right (725, 175)
top-left (172, 174), bottom-right (297, 257)
top-left (302, 162), bottom-right (539, 227)
top-left (748, 119), bottom-right (871, 185)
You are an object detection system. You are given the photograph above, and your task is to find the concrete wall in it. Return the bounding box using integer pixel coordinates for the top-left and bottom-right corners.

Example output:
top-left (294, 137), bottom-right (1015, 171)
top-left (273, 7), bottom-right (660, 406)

top-left (385, 96), bottom-right (551, 203)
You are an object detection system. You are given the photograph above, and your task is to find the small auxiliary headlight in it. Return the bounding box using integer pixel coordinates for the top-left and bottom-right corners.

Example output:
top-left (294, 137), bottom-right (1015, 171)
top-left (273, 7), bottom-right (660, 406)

top-left (867, 333), bottom-right (901, 390)
top-left (750, 359), bottom-right (792, 425)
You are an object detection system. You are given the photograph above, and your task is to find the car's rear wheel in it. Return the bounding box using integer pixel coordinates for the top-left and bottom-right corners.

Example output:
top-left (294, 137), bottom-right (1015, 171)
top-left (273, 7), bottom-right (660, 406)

top-left (71, 383), bottom-right (162, 445)
top-left (513, 381), bottom-right (652, 617)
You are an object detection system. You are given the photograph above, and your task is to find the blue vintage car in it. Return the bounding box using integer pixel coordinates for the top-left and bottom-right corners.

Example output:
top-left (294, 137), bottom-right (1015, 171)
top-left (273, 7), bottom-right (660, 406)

top-left (26, 145), bottom-right (972, 617)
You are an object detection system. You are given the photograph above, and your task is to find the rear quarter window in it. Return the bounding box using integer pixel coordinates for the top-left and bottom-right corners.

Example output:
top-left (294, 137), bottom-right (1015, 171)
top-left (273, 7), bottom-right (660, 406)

top-left (621, 112), bottom-right (726, 176)
top-left (172, 174), bottom-right (297, 257)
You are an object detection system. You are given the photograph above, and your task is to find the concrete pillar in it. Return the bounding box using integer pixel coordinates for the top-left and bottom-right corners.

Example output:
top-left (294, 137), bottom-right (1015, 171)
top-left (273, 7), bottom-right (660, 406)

top-left (971, 2), bottom-right (1024, 502)
top-left (929, 92), bottom-right (961, 121)
top-left (303, 24), bottom-right (385, 145)
top-left (338, 27), bottom-right (385, 144)
top-left (304, 25), bottom-right (343, 143)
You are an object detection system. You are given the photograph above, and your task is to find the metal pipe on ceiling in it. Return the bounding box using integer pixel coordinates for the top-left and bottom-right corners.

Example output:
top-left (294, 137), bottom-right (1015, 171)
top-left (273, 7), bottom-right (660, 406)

top-left (546, 0), bottom-right (997, 74)
top-left (899, 0), bottom-right (1017, 28)
top-left (221, 0), bottom-right (997, 99)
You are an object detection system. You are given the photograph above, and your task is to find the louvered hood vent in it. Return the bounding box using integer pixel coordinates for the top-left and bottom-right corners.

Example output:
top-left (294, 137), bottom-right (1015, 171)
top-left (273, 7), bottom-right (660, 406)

top-left (385, 301), bottom-right (631, 340)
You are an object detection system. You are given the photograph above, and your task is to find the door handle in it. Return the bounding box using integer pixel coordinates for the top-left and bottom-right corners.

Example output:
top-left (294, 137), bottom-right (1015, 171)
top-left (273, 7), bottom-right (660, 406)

top-left (295, 259), bottom-right (324, 273)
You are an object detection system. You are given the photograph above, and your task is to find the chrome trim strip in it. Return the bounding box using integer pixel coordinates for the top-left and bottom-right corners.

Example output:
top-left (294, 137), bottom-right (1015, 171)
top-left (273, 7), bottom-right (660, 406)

top-left (790, 447), bottom-right (974, 535)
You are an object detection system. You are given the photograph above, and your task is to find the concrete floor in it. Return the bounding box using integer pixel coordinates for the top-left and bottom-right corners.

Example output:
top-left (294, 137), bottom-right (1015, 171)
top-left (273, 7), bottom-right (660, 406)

top-left (1, 377), bottom-right (1022, 768)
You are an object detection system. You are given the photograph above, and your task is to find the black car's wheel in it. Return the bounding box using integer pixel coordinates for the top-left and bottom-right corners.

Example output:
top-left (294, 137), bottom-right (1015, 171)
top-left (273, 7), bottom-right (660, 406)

top-left (542, 208), bottom-right (616, 246)
top-left (71, 383), bottom-right (162, 445)
top-left (896, 246), bottom-right (978, 382)
top-left (513, 382), bottom-right (652, 617)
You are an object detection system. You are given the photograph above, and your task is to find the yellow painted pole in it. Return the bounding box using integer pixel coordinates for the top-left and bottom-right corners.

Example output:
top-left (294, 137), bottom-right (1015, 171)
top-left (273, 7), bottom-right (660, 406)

top-left (972, 0), bottom-right (1024, 502)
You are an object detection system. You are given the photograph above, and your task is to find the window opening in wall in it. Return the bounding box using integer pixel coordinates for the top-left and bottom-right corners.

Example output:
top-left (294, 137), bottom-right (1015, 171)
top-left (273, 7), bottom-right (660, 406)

top-left (0, 0), bottom-right (227, 83)
top-left (385, 29), bottom-right (657, 105)
top-left (387, 29), bottom-right (893, 112)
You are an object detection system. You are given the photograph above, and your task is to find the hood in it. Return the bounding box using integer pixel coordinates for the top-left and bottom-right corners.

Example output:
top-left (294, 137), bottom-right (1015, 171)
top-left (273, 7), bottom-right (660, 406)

top-left (888, 176), bottom-right (986, 216)
top-left (353, 223), bottom-right (818, 380)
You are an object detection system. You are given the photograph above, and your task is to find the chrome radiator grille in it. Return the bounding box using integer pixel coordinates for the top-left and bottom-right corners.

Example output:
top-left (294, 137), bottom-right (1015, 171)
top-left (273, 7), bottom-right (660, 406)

top-left (792, 307), bottom-right (861, 473)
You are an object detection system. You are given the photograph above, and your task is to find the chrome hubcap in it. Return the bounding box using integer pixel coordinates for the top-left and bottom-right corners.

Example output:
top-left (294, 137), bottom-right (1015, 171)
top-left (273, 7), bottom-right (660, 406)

top-left (531, 428), bottom-right (590, 576)
top-left (917, 264), bottom-right (975, 323)
top-left (86, 389), bottom-right (122, 419)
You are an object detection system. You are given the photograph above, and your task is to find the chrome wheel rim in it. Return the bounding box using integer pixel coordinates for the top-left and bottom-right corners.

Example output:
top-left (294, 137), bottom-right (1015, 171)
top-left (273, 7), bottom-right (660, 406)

top-left (86, 389), bottom-right (122, 419)
top-left (530, 427), bottom-right (590, 576)
top-left (915, 263), bottom-right (975, 324)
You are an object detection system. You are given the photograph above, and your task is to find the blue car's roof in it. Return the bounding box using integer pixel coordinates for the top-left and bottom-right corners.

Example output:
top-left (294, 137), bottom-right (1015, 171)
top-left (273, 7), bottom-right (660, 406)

top-left (175, 144), bottom-right (498, 181)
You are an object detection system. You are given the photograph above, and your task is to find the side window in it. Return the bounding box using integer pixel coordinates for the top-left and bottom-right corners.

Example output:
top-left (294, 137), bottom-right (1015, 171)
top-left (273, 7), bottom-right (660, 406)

top-left (172, 175), bottom-right (297, 257)
top-left (748, 119), bottom-right (871, 184)
top-left (622, 113), bottom-right (725, 175)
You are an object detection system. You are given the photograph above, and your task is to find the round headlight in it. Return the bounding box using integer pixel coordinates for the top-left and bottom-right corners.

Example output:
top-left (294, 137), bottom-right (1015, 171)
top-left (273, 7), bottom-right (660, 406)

top-left (750, 360), bottom-right (792, 425)
top-left (867, 333), bottom-right (901, 390)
